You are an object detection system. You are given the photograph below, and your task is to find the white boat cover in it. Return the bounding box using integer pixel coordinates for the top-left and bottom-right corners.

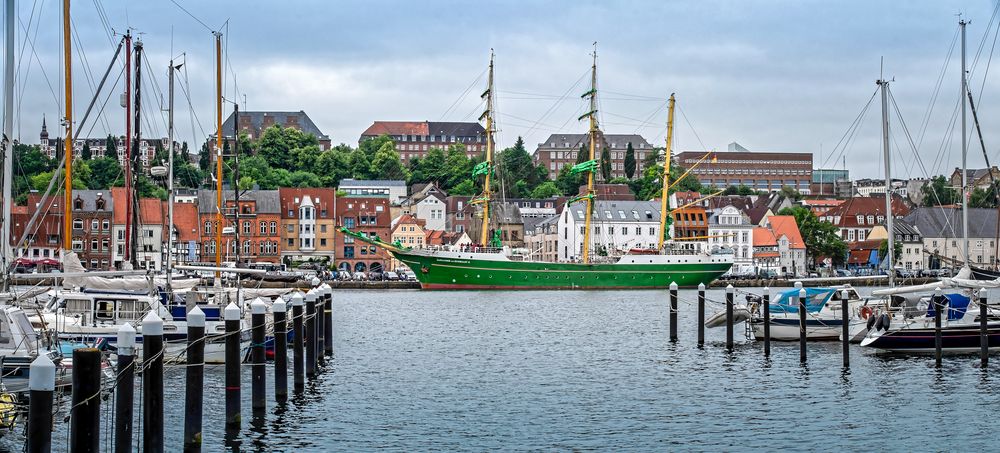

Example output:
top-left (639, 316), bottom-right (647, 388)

top-left (870, 267), bottom-right (977, 296)
top-left (61, 252), bottom-right (200, 292)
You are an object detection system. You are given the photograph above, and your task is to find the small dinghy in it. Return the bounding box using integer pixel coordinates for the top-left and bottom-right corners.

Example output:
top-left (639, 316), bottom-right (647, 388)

top-left (706, 306), bottom-right (750, 328)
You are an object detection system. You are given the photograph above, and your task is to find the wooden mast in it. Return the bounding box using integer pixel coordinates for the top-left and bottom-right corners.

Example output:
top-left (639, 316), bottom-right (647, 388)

top-left (478, 51), bottom-right (494, 247)
top-left (62, 0), bottom-right (73, 251)
top-left (657, 94), bottom-right (676, 250)
top-left (214, 32), bottom-right (223, 279)
top-left (581, 46), bottom-right (598, 264)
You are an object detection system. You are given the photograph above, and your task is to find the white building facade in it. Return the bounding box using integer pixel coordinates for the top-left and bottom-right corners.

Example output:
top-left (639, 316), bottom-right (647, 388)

top-left (707, 205), bottom-right (755, 273)
top-left (557, 200), bottom-right (662, 262)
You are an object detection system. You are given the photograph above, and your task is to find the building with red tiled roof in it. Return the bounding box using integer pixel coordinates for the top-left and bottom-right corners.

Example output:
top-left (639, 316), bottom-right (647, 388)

top-left (359, 121), bottom-right (487, 163)
top-left (752, 226), bottom-right (779, 271)
top-left (818, 195), bottom-right (910, 243)
top-left (170, 202), bottom-right (201, 265)
top-left (335, 196), bottom-right (391, 274)
top-left (279, 188), bottom-right (337, 263)
top-left (14, 194), bottom-right (63, 262)
top-left (800, 198), bottom-right (844, 217)
top-left (767, 215), bottom-right (808, 274)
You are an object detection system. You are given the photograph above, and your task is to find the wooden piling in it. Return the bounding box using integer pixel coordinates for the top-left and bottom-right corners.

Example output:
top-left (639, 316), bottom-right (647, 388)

top-left (273, 298), bottom-right (289, 402)
top-left (697, 283), bottom-right (705, 347)
top-left (184, 307), bottom-right (206, 452)
top-left (798, 288), bottom-right (807, 363)
top-left (115, 324), bottom-right (136, 453)
top-left (305, 290), bottom-right (318, 378)
top-left (934, 287), bottom-right (942, 367)
top-left (323, 285), bottom-right (334, 356)
top-left (291, 292), bottom-right (305, 392)
top-left (26, 354), bottom-right (55, 453)
top-left (669, 282), bottom-right (678, 342)
top-left (142, 312), bottom-right (165, 453)
top-left (763, 287), bottom-right (771, 357)
top-left (725, 284), bottom-right (734, 351)
top-left (314, 287), bottom-right (325, 366)
top-left (841, 289), bottom-right (849, 368)
top-left (981, 289), bottom-right (989, 367)
top-left (224, 302), bottom-right (242, 430)
top-left (250, 299), bottom-right (267, 414)
top-left (71, 348), bottom-right (102, 453)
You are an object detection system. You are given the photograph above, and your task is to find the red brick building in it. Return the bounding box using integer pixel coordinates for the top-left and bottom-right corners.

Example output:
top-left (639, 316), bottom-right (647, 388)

top-left (819, 196), bottom-right (910, 242)
top-left (13, 195), bottom-right (63, 262)
top-left (335, 196), bottom-right (391, 274)
top-left (279, 188), bottom-right (337, 263)
top-left (359, 121), bottom-right (487, 162)
top-left (69, 190), bottom-right (114, 270)
top-left (197, 190), bottom-right (282, 265)
top-left (676, 148), bottom-right (813, 193)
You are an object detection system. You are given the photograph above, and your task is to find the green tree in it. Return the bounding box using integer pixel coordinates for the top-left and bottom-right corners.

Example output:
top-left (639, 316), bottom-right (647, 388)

top-left (198, 143), bottom-right (211, 173)
top-left (449, 179), bottom-right (477, 195)
top-left (369, 142), bottom-right (409, 180)
top-left (88, 157), bottom-right (123, 189)
top-left (174, 162), bottom-right (204, 188)
top-left (599, 147), bottom-right (612, 181)
top-left (289, 170), bottom-right (323, 188)
top-left (81, 143), bottom-right (92, 160)
top-left (555, 164), bottom-right (581, 196)
top-left (921, 175), bottom-right (958, 207)
top-left (530, 181), bottom-right (561, 198)
top-left (576, 142), bottom-right (589, 165)
top-left (498, 137), bottom-right (537, 197)
top-left (410, 147), bottom-right (446, 184)
top-left (624, 142), bottom-right (636, 179)
top-left (315, 145), bottom-right (353, 187)
top-left (878, 239), bottom-right (903, 264)
top-left (968, 185), bottom-right (997, 208)
top-left (779, 185), bottom-right (803, 201)
top-left (777, 206), bottom-right (848, 266)
top-left (443, 144), bottom-right (474, 189)
top-left (348, 149), bottom-right (373, 180)
top-left (14, 143), bottom-right (53, 175)
top-left (723, 185), bottom-right (756, 196)
top-left (106, 135), bottom-right (117, 160)
top-left (359, 134), bottom-right (394, 158)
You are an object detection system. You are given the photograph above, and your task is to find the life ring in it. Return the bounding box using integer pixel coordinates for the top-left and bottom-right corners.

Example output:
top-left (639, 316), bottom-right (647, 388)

top-left (859, 306), bottom-right (874, 320)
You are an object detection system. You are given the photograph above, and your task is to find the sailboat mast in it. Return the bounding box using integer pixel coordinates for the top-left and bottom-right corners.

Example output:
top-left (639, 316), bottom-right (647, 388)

top-left (961, 19), bottom-right (969, 267)
top-left (657, 94), bottom-right (675, 250)
top-left (123, 32), bottom-right (132, 266)
top-left (130, 40), bottom-right (142, 268)
top-left (214, 32), bottom-right (223, 279)
top-left (581, 48), bottom-right (598, 264)
top-left (2, 0), bottom-right (14, 289)
top-left (878, 78), bottom-right (894, 287)
top-left (479, 51), bottom-right (494, 247)
top-left (166, 59), bottom-right (176, 293)
top-left (62, 0), bottom-right (73, 251)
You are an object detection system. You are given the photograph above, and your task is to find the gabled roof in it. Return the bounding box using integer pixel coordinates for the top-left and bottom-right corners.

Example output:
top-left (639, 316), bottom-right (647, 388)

top-left (70, 190), bottom-right (113, 212)
top-left (172, 203), bottom-right (200, 242)
top-left (197, 190), bottom-right (281, 214)
top-left (392, 213), bottom-right (426, 232)
top-left (360, 121), bottom-right (485, 138)
top-left (752, 227), bottom-right (777, 247)
top-left (821, 196), bottom-right (910, 227)
top-left (767, 215), bottom-right (805, 249)
top-left (904, 207), bottom-right (998, 239)
top-left (221, 110), bottom-right (329, 140)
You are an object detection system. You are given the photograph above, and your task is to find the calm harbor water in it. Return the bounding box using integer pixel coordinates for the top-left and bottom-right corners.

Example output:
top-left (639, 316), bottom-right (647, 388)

top-left (8, 288), bottom-right (1000, 451)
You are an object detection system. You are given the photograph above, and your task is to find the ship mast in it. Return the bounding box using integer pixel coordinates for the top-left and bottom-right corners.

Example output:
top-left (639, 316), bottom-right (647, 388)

top-left (657, 94), bottom-right (676, 250)
top-left (960, 19), bottom-right (969, 267)
top-left (214, 31), bottom-right (223, 282)
top-left (878, 77), bottom-right (894, 287)
top-left (478, 51), bottom-right (495, 247)
top-left (61, 0), bottom-right (73, 252)
top-left (2, 0), bottom-right (14, 291)
top-left (581, 46), bottom-right (598, 264)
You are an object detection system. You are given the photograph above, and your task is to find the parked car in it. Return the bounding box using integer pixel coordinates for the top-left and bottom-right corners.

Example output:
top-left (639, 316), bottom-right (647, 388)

top-left (834, 269), bottom-right (853, 278)
top-left (368, 271), bottom-right (385, 281)
top-left (352, 272), bottom-right (367, 281)
top-left (338, 271), bottom-right (352, 281)
top-left (385, 271), bottom-right (399, 281)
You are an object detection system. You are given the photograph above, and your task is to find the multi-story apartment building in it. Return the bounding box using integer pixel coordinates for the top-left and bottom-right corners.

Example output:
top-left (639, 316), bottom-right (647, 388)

top-left (338, 179), bottom-right (407, 205)
top-left (557, 200), bottom-right (662, 261)
top-left (279, 188), bottom-right (337, 262)
top-left (906, 207), bottom-right (999, 268)
top-left (197, 190), bottom-right (282, 265)
top-left (220, 110), bottom-right (331, 151)
top-left (14, 195), bottom-right (64, 262)
top-left (110, 188), bottom-right (166, 270)
top-left (766, 215), bottom-right (807, 275)
top-left (69, 190), bottom-right (114, 270)
top-left (707, 205), bottom-right (756, 273)
top-left (359, 121), bottom-right (487, 162)
top-left (533, 133), bottom-right (654, 180)
top-left (404, 184), bottom-right (448, 231)
top-left (818, 196), bottom-right (910, 243)
top-left (335, 196), bottom-right (391, 274)
top-left (39, 117), bottom-right (169, 170)
top-left (170, 202), bottom-right (201, 265)
top-left (525, 215), bottom-right (559, 263)
top-left (676, 145), bottom-right (813, 193)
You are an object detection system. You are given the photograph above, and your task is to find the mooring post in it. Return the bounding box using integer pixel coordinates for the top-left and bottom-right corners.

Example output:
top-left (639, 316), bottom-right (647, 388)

top-left (312, 279), bottom-right (325, 367)
top-left (115, 324), bottom-right (136, 453)
top-left (763, 287), bottom-right (771, 357)
top-left (669, 281), bottom-right (678, 342)
top-left (70, 348), bottom-right (102, 453)
top-left (291, 292), bottom-right (305, 392)
top-left (841, 289), bottom-right (850, 368)
top-left (273, 297), bottom-right (288, 402)
top-left (697, 283), bottom-right (705, 347)
top-left (725, 284), bottom-right (734, 351)
top-left (142, 312), bottom-right (164, 453)
top-left (323, 284), bottom-right (334, 356)
top-left (184, 306), bottom-right (206, 452)
top-left (934, 287), bottom-right (943, 367)
top-left (27, 353), bottom-right (55, 453)
top-left (224, 302), bottom-right (242, 431)
top-left (250, 298), bottom-right (267, 415)
top-left (305, 289), bottom-right (318, 378)
top-left (799, 288), bottom-right (807, 363)
top-left (981, 289), bottom-right (989, 368)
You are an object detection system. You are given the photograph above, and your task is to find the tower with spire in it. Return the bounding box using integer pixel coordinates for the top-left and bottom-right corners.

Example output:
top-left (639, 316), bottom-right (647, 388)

top-left (39, 115), bottom-right (48, 146)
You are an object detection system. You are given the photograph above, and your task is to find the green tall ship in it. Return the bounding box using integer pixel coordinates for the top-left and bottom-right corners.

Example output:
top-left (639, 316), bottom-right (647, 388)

top-left (344, 49), bottom-right (733, 290)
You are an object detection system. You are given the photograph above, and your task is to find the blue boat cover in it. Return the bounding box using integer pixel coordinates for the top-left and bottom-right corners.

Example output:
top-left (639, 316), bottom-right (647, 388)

top-left (925, 293), bottom-right (971, 321)
top-left (769, 287), bottom-right (835, 314)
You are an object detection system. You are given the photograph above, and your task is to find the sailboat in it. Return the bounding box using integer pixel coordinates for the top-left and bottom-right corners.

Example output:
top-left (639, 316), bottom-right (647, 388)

top-left (861, 20), bottom-right (1000, 353)
top-left (342, 50), bottom-right (733, 289)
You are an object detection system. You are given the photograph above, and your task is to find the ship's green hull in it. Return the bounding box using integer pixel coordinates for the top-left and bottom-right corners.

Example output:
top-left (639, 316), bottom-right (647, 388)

top-left (393, 251), bottom-right (732, 290)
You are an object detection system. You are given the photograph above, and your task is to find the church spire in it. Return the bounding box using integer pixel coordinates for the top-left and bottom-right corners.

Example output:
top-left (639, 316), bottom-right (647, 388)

top-left (40, 114), bottom-right (48, 143)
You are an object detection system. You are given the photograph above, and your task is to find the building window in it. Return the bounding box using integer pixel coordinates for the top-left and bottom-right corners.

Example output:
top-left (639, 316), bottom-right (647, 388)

top-left (344, 246), bottom-right (355, 258)
top-left (270, 222), bottom-right (277, 234)
top-left (91, 219), bottom-right (99, 231)
top-left (73, 218), bottom-right (84, 230)
top-left (204, 222), bottom-right (212, 234)
top-left (260, 222), bottom-right (267, 234)
top-left (102, 219), bottom-right (110, 231)
top-left (320, 238), bottom-right (327, 247)
top-left (287, 238), bottom-right (294, 246)
top-left (243, 222), bottom-right (251, 235)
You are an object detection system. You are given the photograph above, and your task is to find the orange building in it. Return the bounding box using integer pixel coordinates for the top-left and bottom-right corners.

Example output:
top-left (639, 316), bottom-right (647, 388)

top-left (197, 190), bottom-right (282, 265)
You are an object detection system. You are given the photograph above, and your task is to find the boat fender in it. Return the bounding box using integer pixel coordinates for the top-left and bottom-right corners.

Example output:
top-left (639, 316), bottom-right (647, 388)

top-left (866, 314), bottom-right (877, 332)
top-left (859, 305), bottom-right (873, 320)
top-left (876, 313), bottom-right (890, 332)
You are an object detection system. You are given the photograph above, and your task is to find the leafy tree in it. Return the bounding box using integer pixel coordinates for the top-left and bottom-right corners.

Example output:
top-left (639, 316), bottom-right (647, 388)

top-left (315, 145), bottom-right (353, 187)
top-left (136, 174), bottom-right (167, 200)
top-left (409, 147), bottom-right (446, 184)
top-left (449, 179), bottom-right (477, 195)
top-left (777, 206), bottom-right (848, 266)
top-left (576, 142), bottom-right (589, 165)
top-left (14, 143), bottom-right (53, 175)
top-left (106, 135), bottom-right (117, 159)
top-left (555, 164), bottom-right (581, 196)
top-left (348, 149), bottom-right (373, 180)
top-left (443, 144), bottom-right (474, 189)
top-left (498, 137), bottom-right (537, 197)
top-left (173, 162), bottom-right (204, 188)
top-left (88, 157), bottom-right (123, 189)
top-left (600, 147), bottom-right (611, 181)
top-left (358, 134), bottom-right (394, 158)
top-left (878, 239), bottom-right (903, 264)
top-left (369, 142), bottom-right (409, 180)
top-left (968, 185), bottom-right (998, 208)
top-left (779, 185), bottom-right (803, 201)
top-left (289, 170), bottom-right (323, 188)
top-left (921, 175), bottom-right (958, 207)
top-left (256, 124), bottom-right (320, 170)
top-left (529, 181), bottom-right (561, 198)
top-left (198, 143), bottom-right (211, 173)
top-left (81, 143), bottom-right (92, 160)
top-left (624, 142), bottom-right (636, 179)
top-left (723, 185), bottom-right (757, 196)
top-left (291, 144), bottom-right (323, 170)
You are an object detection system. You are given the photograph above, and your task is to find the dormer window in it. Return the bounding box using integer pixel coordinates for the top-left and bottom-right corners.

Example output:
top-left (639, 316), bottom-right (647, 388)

top-left (96, 198), bottom-right (106, 210)
top-left (74, 198), bottom-right (83, 210)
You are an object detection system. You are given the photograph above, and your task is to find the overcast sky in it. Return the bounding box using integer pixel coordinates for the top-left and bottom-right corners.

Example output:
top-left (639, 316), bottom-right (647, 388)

top-left (10, 0), bottom-right (1000, 179)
